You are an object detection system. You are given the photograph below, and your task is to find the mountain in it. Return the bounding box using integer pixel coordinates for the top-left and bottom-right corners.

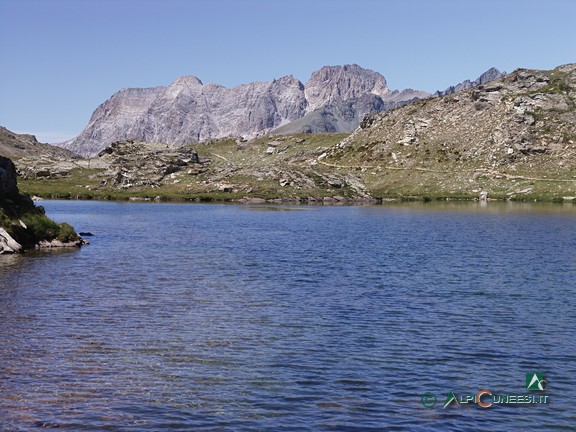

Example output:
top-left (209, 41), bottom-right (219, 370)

top-left (273, 65), bottom-right (429, 135)
top-left (58, 65), bottom-right (431, 157)
top-left (304, 64), bottom-right (391, 111)
top-left (434, 67), bottom-right (505, 97)
top-left (0, 126), bottom-right (77, 160)
top-left (59, 65), bottom-right (503, 158)
top-left (59, 75), bottom-right (307, 157)
top-left (318, 63), bottom-right (576, 199)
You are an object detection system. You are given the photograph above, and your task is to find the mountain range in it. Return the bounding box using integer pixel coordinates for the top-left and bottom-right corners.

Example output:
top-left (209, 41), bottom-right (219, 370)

top-left (58, 65), bottom-right (503, 157)
top-left (2, 63), bottom-right (574, 202)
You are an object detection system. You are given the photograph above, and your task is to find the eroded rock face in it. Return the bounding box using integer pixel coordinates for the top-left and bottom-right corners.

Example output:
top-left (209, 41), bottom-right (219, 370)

top-left (0, 227), bottom-right (22, 254)
top-left (58, 65), bottom-right (430, 157)
top-left (61, 75), bottom-right (308, 157)
top-left (59, 64), bottom-right (505, 157)
top-left (304, 64), bottom-right (391, 112)
top-left (0, 156), bottom-right (19, 199)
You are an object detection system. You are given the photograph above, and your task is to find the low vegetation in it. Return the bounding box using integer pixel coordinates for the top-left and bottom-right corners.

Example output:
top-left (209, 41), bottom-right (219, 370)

top-left (1, 195), bottom-right (80, 247)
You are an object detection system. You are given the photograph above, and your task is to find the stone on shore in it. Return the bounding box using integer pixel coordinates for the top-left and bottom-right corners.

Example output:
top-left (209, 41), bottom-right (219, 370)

top-left (0, 227), bottom-right (23, 254)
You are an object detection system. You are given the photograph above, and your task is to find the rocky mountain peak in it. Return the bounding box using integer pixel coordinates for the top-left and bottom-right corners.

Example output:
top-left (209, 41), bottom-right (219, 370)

top-left (272, 75), bottom-right (304, 90)
top-left (476, 67), bottom-right (503, 84)
top-left (57, 64), bottom-right (505, 157)
top-left (435, 67), bottom-right (506, 96)
top-left (170, 75), bottom-right (204, 88)
top-left (304, 64), bottom-right (390, 112)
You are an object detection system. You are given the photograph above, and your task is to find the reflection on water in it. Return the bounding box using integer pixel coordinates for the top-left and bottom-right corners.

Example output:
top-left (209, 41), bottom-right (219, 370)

top-left (0, 253), bottom-right (22, 274)
top-left (1, 201), bottom-right (575, 431)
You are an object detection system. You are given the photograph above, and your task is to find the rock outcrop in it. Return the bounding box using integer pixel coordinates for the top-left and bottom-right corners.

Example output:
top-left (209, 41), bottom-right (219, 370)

top-left (95, 140), bottom-right (203, 189)
top-left (0, 156), bottom-right (19, 199)
top-left (0, 227), bottom-right (22, 254)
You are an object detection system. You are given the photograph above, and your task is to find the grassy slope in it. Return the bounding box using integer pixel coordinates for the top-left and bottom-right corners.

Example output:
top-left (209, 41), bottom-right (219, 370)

top-left (19, 131), bottom-right (575, 203)
top-left (319, 66), bottom-right (576, 202)
top-left (19, 134), bottom-right (353, 201)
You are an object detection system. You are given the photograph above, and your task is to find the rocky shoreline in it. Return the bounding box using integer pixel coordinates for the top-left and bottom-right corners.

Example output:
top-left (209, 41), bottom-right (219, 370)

top-left (0, 155), bottom-right (87, 254)
top-left (24, 190), bottom-right (573, 205)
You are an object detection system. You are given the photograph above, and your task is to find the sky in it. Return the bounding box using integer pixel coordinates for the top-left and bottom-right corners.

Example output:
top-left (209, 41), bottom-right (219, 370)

top-left (1, 0), bottom-right (575, 143)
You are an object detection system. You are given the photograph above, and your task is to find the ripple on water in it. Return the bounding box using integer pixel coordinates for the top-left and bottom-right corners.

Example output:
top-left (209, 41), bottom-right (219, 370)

top-left (1, 201), bottom-right (575, 430)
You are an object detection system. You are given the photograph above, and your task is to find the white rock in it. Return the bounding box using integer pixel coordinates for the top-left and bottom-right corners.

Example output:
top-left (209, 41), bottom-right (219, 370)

top-left (0, 228), bottom-right (22, 254)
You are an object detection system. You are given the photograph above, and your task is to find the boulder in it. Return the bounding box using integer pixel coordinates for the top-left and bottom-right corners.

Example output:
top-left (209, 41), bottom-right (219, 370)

top-left (0, 227), bottom-right (22, 254)
top-left (0, 156), bottom-right (19, 199)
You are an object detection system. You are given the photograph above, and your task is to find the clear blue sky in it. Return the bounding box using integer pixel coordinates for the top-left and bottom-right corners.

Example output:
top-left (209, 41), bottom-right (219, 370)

top-left (1, 0), bottom-right (574, 143)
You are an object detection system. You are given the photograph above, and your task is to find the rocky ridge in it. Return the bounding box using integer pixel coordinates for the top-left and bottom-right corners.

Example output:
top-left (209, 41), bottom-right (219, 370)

top-left (0, 126), bottom-right (77, 160)
top-left (59, 65), bottom-right (438, 157)
top-left (318, 64), bottom-right (576, 199)
top-left (434, 67), bottom-right (506, 97)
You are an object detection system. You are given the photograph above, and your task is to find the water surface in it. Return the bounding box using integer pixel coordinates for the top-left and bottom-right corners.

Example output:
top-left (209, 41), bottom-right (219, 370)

top-left (1, 201), bottom-right (575, 431)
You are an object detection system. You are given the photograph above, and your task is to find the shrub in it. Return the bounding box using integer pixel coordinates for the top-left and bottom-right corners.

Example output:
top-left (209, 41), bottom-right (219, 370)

top-left (22, 213), bottom-right (61, 241)
top-left (57, 222), bottom-right (78, 242)
top-left (0, 208), bottom-right (11, 229)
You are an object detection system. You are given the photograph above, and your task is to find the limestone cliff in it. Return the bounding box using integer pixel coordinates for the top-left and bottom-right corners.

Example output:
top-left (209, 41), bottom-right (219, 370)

top-left (61, 75), bottom-right (307, 157)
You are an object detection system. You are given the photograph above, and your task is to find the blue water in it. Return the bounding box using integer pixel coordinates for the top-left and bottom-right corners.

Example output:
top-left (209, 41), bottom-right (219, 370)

top-left (1, 201), bottom-right (575, 431)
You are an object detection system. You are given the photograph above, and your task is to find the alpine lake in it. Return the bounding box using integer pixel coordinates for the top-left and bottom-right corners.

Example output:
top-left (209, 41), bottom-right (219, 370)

top-left (1, 200), bottom-right (575, 431)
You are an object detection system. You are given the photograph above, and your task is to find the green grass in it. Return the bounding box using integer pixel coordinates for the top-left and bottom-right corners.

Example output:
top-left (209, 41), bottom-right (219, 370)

top-left (21, 213), bottom-right (61, 240)
top-left (15, 131), bottom-right (576, 203)
top-left (19, 134), bottom-right (351, 201)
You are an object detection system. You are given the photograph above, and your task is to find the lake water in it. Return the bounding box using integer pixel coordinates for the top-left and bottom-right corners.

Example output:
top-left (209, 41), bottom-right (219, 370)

top-left (1, 200), bottom-right (575, 431)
